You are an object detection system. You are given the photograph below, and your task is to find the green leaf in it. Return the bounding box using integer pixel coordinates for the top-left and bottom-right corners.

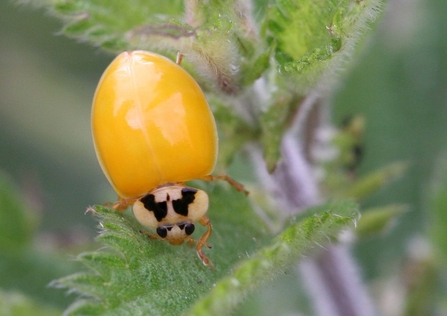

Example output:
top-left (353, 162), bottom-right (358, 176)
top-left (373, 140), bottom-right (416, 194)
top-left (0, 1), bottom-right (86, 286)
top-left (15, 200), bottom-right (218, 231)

top-left (187, 199), bottom-right (359, 315)
top-left (33, 0), bottom-right (248, 93)
top-left (356, 205), bottom-right (408, 239)
top-left (54, 186), bottom-right (269, 315)
top-left (320, 119), bottom-right (408, 209)
top-left (239, 42), bottom-right (272, 87)
top-left (29, 0), bottom-right (185, 52)
top-left (337, 162), bottom-right (408, 200)
top-left (332, 116), bottom-right (365, 172)
top-left (32, 0), bottom-right (383, 96)
top-left (264, 0), bottom-right (383, 91)
top-left (54, 186), bottom-right (357, 315)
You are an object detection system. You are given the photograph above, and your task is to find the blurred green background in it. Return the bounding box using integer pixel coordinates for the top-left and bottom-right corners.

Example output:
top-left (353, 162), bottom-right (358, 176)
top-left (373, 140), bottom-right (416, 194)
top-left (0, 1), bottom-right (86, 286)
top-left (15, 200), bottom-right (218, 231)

top-left (0, 0), bottom-right (446, 308)
top-left (334, 0), bottom-right (447, 278)
top-left (0, 2), bottom-right (114, 235)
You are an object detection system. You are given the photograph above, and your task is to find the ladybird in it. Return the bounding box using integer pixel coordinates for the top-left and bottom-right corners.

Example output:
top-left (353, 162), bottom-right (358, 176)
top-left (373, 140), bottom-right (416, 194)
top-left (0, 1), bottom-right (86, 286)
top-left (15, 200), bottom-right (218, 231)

top-left (91, 50), bottom-right (245, 269)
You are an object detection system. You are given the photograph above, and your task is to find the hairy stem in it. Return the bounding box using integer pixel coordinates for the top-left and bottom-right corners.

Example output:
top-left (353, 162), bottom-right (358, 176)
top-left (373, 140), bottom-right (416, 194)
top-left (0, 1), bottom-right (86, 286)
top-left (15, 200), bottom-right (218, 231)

top-left (253, 93), bottom-right (376, 316)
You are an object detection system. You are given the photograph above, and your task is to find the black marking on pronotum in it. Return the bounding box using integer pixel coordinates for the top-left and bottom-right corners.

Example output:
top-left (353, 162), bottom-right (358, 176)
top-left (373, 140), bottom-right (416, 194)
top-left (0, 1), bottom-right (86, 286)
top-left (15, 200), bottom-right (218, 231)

top-left (140, 194), bottom-right (167, 222)
top-left (172, 188), bottom-right (197, 216)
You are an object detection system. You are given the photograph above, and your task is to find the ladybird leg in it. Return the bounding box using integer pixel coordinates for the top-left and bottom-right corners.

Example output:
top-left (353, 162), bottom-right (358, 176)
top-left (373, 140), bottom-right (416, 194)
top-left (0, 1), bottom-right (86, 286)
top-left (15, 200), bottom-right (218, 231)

top-left (186, 236), bottom-right (195, 247)
top-left (196, 215), bottom-right (214, 270)
top-left (201, 174), bottom-right (249, 196)
top-left (112, 196), bottom-right (137, 211)
top-left (103, 201), bottom-right (113, 208)
top-left (176, 52), bottom-right (183, 65)
top-left (139, 229), bottom-right (161, 240)
top-left (186, 237), bottom-right (211, 249)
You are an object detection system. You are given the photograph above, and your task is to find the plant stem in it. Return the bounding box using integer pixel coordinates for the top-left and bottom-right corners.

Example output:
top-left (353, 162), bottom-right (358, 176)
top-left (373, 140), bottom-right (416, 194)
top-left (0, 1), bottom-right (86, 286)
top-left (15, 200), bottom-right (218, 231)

top-left (252, 93), bottom-right (376, 316)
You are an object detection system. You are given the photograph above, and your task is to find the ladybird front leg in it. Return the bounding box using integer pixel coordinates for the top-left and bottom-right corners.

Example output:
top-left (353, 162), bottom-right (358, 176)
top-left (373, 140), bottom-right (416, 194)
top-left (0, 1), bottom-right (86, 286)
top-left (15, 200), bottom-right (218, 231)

top-left (201, 174), bottom-right (249, 196)
top-left (139, 229), bottom-right (161, 240)
top-left (111, 196), bottom-right (138, 211)
top-left (196, 215), bottom-right (214, 270)
top-left (185, 236), bottom-right (195, 247)
top-left (185, 237), bottom-right (212, 249)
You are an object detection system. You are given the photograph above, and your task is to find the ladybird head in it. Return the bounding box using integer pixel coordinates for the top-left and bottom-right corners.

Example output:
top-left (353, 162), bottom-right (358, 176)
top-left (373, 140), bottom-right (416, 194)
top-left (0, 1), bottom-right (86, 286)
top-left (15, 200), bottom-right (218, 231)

top-left (132, 185), bottom-right (209, 245)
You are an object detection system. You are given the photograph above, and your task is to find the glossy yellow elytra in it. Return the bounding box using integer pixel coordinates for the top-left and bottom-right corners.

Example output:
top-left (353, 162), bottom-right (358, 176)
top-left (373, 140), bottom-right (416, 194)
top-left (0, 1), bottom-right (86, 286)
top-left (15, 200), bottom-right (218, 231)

top-left (92, 51), bottom-right (218, 199)
top-left (92, 51), bottom-right (245, 269)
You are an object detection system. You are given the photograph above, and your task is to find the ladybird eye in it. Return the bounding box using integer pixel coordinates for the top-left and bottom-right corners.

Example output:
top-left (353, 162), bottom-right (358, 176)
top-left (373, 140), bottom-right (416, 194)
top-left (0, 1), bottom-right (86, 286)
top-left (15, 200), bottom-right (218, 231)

top-left (184, 223), bottom-right (195, 236)
top-left (156, 226), bottom-right (168, 238)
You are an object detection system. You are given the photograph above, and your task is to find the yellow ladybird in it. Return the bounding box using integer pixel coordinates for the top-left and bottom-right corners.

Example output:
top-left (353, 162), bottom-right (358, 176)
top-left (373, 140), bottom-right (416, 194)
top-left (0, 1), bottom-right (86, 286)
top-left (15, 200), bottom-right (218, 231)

top-left (91, 51), bottom-right (221, 268)
top-left (92, 51), bottom-right (218, 199)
